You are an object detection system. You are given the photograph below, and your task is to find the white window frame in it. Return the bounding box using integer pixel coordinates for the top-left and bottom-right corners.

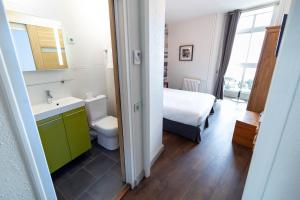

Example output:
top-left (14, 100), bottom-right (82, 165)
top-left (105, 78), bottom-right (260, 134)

top-left (235, 7), bottom-right (275, 68)
top-left (225, 6), bottom-right (275, 97)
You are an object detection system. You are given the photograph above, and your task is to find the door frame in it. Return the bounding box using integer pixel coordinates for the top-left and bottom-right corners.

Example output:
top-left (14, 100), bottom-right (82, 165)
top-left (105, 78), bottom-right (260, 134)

top-left (0, 0), bottom-right (136, 199)
top-left (112, 0), bottom-right (136, 186)
top-left (108, 0), bottom-right (131, 182)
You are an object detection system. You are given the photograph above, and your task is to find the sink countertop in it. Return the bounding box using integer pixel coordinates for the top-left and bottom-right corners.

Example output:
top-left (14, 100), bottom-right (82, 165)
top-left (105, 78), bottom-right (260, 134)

top-left (32, 97), bottom-right (85, 121)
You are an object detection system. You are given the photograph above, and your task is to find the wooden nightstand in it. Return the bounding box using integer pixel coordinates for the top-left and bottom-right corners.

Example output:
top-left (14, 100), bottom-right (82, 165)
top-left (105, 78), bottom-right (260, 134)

top-left (232, 111), bottom-right (260, 148)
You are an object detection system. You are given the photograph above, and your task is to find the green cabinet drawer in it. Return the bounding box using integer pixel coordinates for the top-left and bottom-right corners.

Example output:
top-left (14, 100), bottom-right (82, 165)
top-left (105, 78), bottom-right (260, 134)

top-left (62, 107), bottom-right (91, 159)
top-left (37, 115), bottom-right (72, 173)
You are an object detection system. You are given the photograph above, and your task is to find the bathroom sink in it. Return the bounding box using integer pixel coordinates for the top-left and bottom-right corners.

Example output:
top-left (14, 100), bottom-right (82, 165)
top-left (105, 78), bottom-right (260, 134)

top-left (32, 97), bottom-right (85, 121)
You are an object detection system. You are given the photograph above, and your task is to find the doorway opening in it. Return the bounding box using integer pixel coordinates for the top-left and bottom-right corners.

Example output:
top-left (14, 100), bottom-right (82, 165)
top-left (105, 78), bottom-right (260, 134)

top-left (126, 1), bottom-right (282, 199)
top-left (3, 0), bottom-right (127, 199)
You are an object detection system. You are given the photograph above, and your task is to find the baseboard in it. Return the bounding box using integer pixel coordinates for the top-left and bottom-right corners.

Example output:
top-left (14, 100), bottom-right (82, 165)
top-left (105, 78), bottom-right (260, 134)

top-left (114, 184), bottom-right (130, 200)
top-left (132, 145), bottom-right (164, 187)
top-left (134, 170), bottom-right (145, 187)
top-left (150, 144), bottom-right (165, 167)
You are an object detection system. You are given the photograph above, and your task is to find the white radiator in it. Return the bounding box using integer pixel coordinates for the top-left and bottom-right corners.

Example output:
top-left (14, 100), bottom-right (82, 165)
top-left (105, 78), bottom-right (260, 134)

top-left (183, 78), bottom-right (206, 92)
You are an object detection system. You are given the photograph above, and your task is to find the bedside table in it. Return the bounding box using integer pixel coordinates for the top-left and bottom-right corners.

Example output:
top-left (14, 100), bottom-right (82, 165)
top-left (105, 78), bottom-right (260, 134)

top-left (232, 111), bottom-right (260, 148)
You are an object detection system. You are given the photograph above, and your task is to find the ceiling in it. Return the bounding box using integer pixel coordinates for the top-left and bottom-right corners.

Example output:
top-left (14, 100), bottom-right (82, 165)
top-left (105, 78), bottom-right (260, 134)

top-left (166, 0), bottom-right (277, 23)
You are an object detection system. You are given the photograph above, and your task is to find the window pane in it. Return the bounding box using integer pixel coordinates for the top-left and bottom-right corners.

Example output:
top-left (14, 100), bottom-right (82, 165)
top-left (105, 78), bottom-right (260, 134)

top-left (240, 68), bottom-right (257, 100)
top-left (230, 33), bottom-right (251, 64)
top-left (247, 31), bottom-right (265, 63)
top-left (224, 6), bottom-right (274, 101)
top-left (255, 12), bottom-right (273, 27)
top-left (224, 63), bottom-right (244, 98)
top-left (237, 15), bottom-right (254, 31)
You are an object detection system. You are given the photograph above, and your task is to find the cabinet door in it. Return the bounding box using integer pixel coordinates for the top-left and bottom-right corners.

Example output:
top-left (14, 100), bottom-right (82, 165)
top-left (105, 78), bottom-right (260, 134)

top-left (63, 107), bottom-right (91, 159)
top-left (37, 115), bottom-right (72, 173)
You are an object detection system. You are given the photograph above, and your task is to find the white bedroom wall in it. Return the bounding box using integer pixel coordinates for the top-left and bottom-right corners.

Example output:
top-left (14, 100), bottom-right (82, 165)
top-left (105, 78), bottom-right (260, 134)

top-left (3, 0), bottom-right (113, 107)
top-left (148, 0), bottom-right (165, 164)
top-left (242, 0), bottom-right (300, 198)
top-left (167, 13), bottom-right (225, 94)
top-left (263, 82), bottom-right (300, 199)
top-left (141, 0), bottom-right (165, 178)
top-left (272, 0), bottom-right (292, 25)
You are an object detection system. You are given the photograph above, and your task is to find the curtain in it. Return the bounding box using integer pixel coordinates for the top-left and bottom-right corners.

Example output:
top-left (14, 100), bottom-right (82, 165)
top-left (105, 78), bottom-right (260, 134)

top-left (214, 9), bottom-right (241, 99)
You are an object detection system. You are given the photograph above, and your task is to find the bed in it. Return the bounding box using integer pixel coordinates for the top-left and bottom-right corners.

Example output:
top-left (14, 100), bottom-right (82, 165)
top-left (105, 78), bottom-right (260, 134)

top-left (163, 88), bottom-right (215, 143)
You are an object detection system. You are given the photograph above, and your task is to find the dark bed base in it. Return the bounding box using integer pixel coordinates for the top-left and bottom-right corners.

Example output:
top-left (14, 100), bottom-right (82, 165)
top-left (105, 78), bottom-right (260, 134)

top-left (210, 107), bottom-right (215, 115)
top-left (163, 107), bottom-right (214, 143)
top-left (163, 118), bottom-right (201, 143)
top-left (163, 117), bottom-right (210, 143)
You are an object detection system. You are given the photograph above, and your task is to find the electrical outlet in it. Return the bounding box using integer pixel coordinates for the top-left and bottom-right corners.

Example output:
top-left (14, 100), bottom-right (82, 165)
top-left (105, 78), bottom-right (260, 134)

top-left (67, 37), bottom-right (75, 44)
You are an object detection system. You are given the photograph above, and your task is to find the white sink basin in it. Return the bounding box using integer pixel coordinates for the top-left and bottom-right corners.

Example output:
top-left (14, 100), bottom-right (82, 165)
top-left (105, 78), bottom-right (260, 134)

top-left (32, 97), bottom-right (85, 121)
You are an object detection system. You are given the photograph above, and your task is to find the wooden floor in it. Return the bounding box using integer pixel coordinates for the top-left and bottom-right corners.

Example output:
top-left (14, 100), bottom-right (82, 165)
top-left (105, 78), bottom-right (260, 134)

top-left (123, 99), bottom-right (253, 200)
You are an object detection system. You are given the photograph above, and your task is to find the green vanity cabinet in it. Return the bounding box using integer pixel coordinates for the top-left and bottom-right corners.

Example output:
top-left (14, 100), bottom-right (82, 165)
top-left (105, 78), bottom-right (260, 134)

top-left (37, 115), bottom-right (72, 173)
top-left (37, 107), bottom-right (91, 173)
top-left (62, 107), bottom-right (91, 159)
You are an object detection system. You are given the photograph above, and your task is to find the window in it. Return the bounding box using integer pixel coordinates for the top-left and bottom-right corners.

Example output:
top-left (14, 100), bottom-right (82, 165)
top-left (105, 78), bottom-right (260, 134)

top-left (224, 7), bottom-right (274, 101)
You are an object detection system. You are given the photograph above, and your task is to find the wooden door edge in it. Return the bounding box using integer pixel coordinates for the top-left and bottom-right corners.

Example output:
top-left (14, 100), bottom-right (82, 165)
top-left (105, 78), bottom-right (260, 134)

top-left (108, 0), bottom-right (126, 181)
top-left (114, 184), bottom-right (130, 200)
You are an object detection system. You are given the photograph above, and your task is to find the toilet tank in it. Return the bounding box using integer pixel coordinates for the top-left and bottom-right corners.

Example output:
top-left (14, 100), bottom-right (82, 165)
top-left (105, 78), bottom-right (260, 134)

top-left (85, 95), bottom-right (107, 123)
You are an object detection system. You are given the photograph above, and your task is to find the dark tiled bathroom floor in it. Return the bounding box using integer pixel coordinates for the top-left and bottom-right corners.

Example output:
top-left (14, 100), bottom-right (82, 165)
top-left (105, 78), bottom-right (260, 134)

top-left (52, 141), bottom-right (125, 200)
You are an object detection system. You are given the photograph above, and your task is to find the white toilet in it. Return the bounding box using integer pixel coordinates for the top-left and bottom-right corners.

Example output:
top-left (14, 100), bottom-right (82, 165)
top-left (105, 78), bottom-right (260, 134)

top-left (85, 95), bottom-right (119, 150)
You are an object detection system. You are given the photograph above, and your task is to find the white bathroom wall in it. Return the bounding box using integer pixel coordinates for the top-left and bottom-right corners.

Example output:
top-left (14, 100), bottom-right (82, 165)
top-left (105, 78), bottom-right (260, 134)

top-left (62, 0), bottom-right (111, 100)
top-left (105, 67), bottom-right (116, 116)
top-left (0, 95), bottom-right (36, 200)
top-left (167, 13), bottom-right (225, 94)
top-left (3, 0), bottom-right (113, 107)
top-left (104, 48), bottom-right (116, 116)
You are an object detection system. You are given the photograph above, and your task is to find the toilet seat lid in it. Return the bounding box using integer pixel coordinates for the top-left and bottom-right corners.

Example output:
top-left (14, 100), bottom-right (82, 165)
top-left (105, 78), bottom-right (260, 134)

top-left (92, 116), bottom-right (118, 135)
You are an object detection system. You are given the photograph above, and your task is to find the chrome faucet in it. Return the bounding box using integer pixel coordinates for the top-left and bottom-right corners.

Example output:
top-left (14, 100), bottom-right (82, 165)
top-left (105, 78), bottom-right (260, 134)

top-left (46, 90), bottom-right (53, 104)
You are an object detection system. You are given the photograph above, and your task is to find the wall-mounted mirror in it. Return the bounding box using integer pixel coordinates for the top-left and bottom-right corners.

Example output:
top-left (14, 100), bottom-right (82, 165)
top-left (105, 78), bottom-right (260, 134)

top-left (7, 11), bottom-right (68, 71)
top-left (10, 23), bottom-right (36, 71)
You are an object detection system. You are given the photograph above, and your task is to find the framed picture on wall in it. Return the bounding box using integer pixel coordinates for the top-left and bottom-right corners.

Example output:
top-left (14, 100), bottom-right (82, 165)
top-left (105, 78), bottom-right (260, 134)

top-left (179, 45), bottom-right (193, 61)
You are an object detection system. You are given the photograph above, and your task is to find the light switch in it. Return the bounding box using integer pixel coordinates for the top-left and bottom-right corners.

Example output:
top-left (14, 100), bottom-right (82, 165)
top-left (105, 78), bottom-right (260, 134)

top-left (134, 102), bottom-right (141, 112)
top-left (133, 50), bottom-right (141, 65)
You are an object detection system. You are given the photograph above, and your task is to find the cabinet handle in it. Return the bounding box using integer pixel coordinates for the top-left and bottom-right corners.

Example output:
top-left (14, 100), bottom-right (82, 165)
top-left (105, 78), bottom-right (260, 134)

top-left (38, 117), bottom-right (61, 127)
top-left (63, 109), bottom-right (84, 118)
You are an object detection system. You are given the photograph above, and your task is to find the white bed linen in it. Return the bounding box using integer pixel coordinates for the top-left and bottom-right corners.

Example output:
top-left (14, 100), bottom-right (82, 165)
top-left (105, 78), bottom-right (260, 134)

top-left (163, 88), bottom-right (215, 126)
